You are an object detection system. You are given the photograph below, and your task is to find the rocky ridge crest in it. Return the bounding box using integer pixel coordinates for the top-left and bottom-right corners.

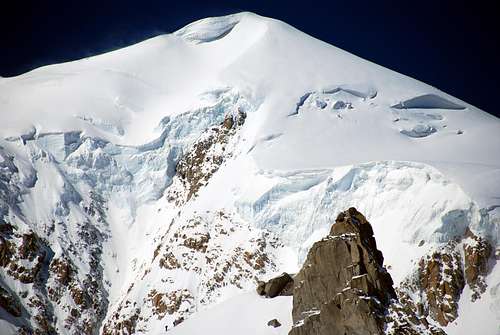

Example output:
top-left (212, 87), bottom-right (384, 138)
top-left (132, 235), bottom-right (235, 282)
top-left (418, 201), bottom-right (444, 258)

top-left (289, 208), bottom-right (446, 335)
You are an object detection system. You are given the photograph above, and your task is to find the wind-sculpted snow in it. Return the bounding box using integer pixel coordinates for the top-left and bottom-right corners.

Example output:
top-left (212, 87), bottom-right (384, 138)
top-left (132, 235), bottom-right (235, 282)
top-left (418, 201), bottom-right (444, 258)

top-left (392, 94), bottom-right (465, 110)
top-left (400, 124), bottom-right (437, 138)
top-left (291, 84), bottom-right (376, 116)
top-left (322, 84), bottom-right (378, 99)
top-left (174, 14), bottom-right (240, 44)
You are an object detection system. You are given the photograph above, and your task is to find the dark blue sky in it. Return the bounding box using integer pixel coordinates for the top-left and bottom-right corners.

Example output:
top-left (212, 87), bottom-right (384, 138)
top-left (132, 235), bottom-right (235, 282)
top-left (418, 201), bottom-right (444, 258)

top-left (2, 0), bottom-right (498, 115)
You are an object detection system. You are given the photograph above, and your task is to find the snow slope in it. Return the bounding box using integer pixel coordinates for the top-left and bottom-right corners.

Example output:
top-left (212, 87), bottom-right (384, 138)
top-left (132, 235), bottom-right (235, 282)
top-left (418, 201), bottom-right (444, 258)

top-left (1, 12), bottom-right (499, 335)
top-left (169, 293), bottom-right (292, 335)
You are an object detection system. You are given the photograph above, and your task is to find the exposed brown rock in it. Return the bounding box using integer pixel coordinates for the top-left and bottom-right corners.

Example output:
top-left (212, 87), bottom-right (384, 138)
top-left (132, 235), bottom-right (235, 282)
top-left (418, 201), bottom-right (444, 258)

top-left (396, 240), bottom-right (464, 329)
top-left (1, 165), bottom-right (107, 334)
top-left (50, 257), bottom-right (72, 285)
top-left (183, 233), bottom-right (210, 252)
top-left (159, 252), bottom-right (181, 269)
top-left (290, 208), bottom-right (390, 335)
top-left (150, 290), bottom-right (168, 317)
top-left (24, 294), bottom-right (57, 334)
top-left (418, 243), bottom-right (465, 326)
top-left (169, 111), bottom-right (246, 204)
top-left (2, 230), bottom-right (48, 285)
top-left (148, 289), bottom-right (194, 320)
top-left (387, 291), bottom-right (447, 335)
top-left (289, 208), bottom-right (437, 335)
top-left (396, 227), bottom-right (493, 329)
top-left (153, 244), bottom-right (162, 260)
top-left (257, 272), bottom-right (294, 298)
top-left (7, 257), bottom-right (44, 284)
top-left (34, 312), bottom-right (57, 335)
top-left (222, 114), bottom-right (234, 129)
top-left (155, 211), bottom-right (278, 310)
top-left (70, 285), bottom-right (90, 309)
top-left (244, 250), bottom-right (268, 270)
top-left (102, 309), bottom-right (140, 335)
top-left (463, 228), bottom-right (492, 301)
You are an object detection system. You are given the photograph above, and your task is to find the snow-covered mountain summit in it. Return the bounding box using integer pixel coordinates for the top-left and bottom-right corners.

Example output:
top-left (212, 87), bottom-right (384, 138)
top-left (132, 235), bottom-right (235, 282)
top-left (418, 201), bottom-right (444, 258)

top-left (1, 12), bottom-right (499, 335)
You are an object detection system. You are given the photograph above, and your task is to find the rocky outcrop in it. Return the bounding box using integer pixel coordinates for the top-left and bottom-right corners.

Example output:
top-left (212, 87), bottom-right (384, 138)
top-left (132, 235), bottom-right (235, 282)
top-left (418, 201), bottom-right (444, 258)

top-left (256, 272), bottom-right (294, 298)
top-left (0, 226), bottom-right (56, 334)
top-left (385, 300), bottom-right (446, 335)
top-left (168, 111), bottom-right (246, 204)
top-left (463, 228), bottom-right (492, 301)
top-left (5, 231), bottom-right (47, 285)
top-left (267, 319), bottom-right (282, 328)
top-left (106, 210), bottom-right (282, 331)
top-left (418, 243), bottom-right (464, 326)
top-left (290, 208), bottom-right (395, 335)
top-left (397, 228), bottom-right (493, 328)
top-left (49, 257), bottom-right (73, 286)
top-left (102, 310), bottom-right (140, 335)
top-left (0, 197), bottom-right (108, 334)
top-left (397, 243), bottom-right (464, 328)
top-left (289, 208), bottom-right (445, 335)
top-left (148, 289), bottom-right (194, 320)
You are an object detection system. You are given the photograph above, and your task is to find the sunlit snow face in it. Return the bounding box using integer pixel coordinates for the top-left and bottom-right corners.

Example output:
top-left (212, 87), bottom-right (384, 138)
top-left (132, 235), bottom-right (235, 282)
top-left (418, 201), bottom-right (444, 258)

top-left (1, 11), bottom-right (499, 335)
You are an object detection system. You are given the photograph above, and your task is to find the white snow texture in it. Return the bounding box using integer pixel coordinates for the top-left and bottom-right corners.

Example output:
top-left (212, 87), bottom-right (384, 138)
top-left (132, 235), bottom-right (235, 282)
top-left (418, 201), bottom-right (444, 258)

top-left (1, 12), bottom-right (499, 335)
